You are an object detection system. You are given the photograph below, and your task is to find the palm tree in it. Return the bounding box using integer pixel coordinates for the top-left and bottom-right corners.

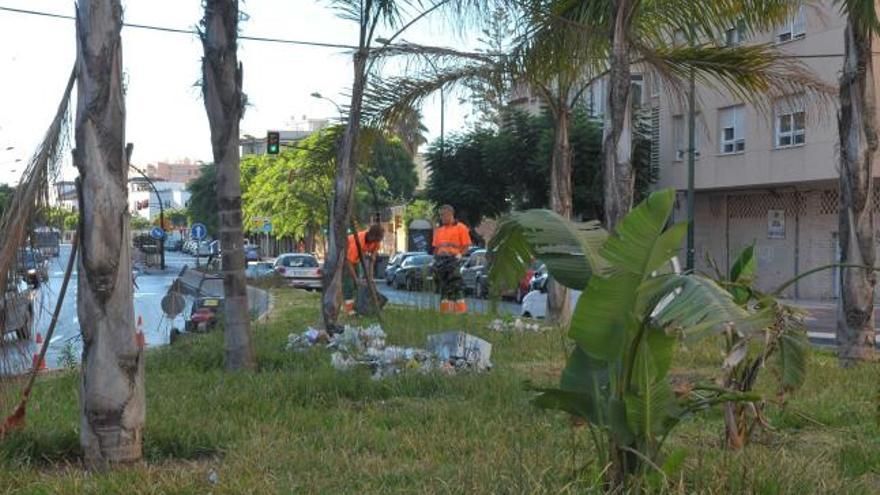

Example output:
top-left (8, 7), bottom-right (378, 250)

top-left (835, 1), bottom-right (880, 364)
top-left (539, 0), bottom-right (828, 229)
top-left (200, 0), bottom-right (255, 371)
top-left (320, 0), bottom-right (452, 330)
top-left (75, 0), bottom-right (144, 467)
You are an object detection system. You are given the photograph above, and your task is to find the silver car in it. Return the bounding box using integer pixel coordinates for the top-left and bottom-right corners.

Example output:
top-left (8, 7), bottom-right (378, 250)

top-left (274, 253), bottom-right (322, 290)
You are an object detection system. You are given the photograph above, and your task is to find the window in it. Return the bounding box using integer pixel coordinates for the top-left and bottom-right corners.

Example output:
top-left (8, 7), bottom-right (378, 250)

top-left (777, 6), bottom-right (806, 42)
top-left (719, 105), bottom-right (746, 154)
top-left (673, 114), bottom-right (702, 161)
top-left (587, 79), bottom-right (606, 118)
top-left (725, 20), bottom-right (745, 46)
top-left (775, 102), bottom-right (806, 148)
top-left (631, 74), bottom-right (644, 109)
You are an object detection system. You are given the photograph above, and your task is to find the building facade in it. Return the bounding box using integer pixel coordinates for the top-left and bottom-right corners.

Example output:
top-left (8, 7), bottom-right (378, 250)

top-left (145, 159), bottom-right (203, 185)
top-left (656, 1), bottom-right (880, 299)
top-left (128, 177), bottom-right (191, 221)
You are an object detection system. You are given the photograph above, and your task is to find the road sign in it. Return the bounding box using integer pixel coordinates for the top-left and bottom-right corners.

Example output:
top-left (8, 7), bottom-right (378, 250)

top-left (150, 227), bottom-right (166, 240)
top-left (161, 292), bottom-right (186, 317)
top-left (263, 219), bottom-right (272, 233)
top-left (191, 222), bottom-right (207, 240)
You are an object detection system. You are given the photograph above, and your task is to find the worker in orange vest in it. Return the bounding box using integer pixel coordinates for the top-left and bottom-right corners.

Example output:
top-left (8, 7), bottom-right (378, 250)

top-left (432, 204), bottom-right (472, 314)
top-left (343, 224), bottom-right (384, 316)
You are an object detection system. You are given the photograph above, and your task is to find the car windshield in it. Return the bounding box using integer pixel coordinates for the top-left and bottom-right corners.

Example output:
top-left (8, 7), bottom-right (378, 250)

top-left (405, 255), bottom-right (431, 267)
top-left (282, 255), bottom-right (318, 268)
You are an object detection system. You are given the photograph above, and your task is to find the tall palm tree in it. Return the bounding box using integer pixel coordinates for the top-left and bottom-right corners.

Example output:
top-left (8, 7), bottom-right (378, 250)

top-left (75, 0), bottom-right (144, 467)
top-left (200, 0), bottom-right (255, 371)
top-left (320, 0), bottom-right (451, 330)
top-left (544, 0), bottom-right (825, 229)
top-left (835, 0), bottom-right (880, 364)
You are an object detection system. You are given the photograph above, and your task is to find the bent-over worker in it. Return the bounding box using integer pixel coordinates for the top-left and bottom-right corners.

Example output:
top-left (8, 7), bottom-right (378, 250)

top-left (343, 224), bottom-right (384, 316)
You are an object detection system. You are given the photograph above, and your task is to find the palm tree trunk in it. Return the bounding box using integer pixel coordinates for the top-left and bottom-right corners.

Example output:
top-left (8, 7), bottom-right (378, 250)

top-left (201, 0), bottom-right (255, 371)
top-left (837, 19), bottom-right (877, 365)
top-left (322, 49), bottom-right (369, 330)
top-left (602, 0), bottom-right (634, 230)
top-left (74, 0), bottom-right (144, 467)
top-left (547, 105), bottom-right (572, 324)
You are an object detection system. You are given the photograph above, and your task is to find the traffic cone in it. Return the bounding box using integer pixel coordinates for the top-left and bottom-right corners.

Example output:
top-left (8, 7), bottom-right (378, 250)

top-left (32, 353), bottom-right (46, 371)
top-left (135, 316), bottom-right (146, 349)
top-left (439, 300), bottom-right (452, 313)
top-left (35, 332), bottom-right (43, 344)
top-left (454, 299), bottom-right (468, 314)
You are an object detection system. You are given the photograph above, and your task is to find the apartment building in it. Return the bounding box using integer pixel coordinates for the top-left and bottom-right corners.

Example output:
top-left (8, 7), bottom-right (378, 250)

top-left (128, 177), bottom-right (191, 221)
top-left (145, 159), bottom-right (203, 185)
top-left (656, 2), bottom-right (878, 299)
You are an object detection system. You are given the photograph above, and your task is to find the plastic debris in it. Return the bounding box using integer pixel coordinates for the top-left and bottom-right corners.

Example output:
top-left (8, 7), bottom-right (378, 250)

top-left (488, 317), bottom-right (543, 333)
top-left (288, 324), bottom-right (492, 379)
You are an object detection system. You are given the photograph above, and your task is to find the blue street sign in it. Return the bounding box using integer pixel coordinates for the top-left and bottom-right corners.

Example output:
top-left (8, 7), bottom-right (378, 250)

top-left (150, 227), bottom-right (165, 240)
top-left (263, 220), bottom-right (272, 233)
top-left (191, 222), bottom-right (207, 240)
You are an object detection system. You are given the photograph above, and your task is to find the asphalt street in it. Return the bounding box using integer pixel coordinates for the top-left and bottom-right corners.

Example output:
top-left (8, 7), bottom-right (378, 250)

top-left (1, 246), bottom-right (193, 374)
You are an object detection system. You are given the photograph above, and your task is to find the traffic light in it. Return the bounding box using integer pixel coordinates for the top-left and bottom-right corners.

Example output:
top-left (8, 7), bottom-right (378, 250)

top-left (267, 131), bottom-right (280, 155)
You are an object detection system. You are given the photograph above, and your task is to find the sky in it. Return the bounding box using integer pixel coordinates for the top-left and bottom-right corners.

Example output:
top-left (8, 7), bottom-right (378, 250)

top-left (0, 0), bottom-right (479, 184)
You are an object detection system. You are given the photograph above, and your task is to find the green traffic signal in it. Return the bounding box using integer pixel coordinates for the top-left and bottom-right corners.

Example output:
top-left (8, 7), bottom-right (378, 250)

top-left (266, 131), bottom-right (280, 155)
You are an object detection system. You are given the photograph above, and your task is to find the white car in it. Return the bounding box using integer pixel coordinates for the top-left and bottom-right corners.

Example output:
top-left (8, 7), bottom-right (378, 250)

top-left (520, 289), bottom-right (582, 319)
top-left (274, 253), bottom-right (322, 290)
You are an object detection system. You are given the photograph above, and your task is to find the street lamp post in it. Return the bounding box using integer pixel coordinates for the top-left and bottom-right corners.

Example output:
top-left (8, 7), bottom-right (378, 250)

top-left (310, 92), bottom-right (346, 122)
top-left (129, 163), bottom-right (166, 271)
top-left (686, 70), bottom-right (696, 272)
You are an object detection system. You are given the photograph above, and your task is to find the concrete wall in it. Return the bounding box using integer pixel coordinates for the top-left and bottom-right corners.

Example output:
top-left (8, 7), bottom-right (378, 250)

top-left (679, 182), bottom-right (880, 300)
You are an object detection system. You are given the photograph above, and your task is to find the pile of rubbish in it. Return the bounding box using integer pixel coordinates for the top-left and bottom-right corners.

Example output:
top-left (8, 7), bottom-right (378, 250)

top-left (488, 317), bottom-right (544, 333)
top-left (287, 324), bottom-right (492, 380)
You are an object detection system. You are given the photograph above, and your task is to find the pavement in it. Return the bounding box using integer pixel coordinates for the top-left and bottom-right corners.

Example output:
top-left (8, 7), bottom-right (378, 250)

top-left (1, 246), bottom-right (269, 375)
top-left (782, 299), bottom-right (880, 348)
top-left (376, 281), bottom-right (520, 315)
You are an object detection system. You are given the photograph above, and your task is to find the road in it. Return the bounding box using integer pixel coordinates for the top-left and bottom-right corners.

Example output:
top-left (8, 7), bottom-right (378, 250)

top-left (376, 281), bottom-right (521, 315)
top-left (1, 246), bottom-right (194, 374)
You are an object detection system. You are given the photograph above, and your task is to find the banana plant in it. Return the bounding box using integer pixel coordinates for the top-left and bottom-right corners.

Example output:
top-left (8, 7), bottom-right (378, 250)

top-left (491, 189), bottom-right (772, 490)
top-left (706, 246), bottom-right (808, 449)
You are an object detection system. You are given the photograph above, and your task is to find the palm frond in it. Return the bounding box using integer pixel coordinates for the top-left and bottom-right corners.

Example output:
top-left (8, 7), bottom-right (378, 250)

top-left (836, 0), bottom-right (880, 35)
top-left (488, 209), bottom-right (608, 292)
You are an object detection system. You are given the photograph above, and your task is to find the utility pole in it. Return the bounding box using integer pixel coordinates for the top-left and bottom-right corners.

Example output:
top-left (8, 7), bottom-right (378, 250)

top-left (686, 70), bottom-right (696, 272)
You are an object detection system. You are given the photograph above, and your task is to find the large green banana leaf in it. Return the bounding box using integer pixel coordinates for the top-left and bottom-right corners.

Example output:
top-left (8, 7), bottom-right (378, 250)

top-left (569, 189), bottom-right (682, 361)
top-left (488, 209), bottom-right (607, 291)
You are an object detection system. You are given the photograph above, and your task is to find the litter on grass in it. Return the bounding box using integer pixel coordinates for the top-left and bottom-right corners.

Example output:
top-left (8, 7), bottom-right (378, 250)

top-left (287, 324), bottom-right (492, 380)
top-left (488, 318), bottom-right (543, 333)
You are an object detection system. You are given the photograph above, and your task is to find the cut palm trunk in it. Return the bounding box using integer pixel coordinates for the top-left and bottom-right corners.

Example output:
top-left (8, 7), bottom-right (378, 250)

top-left (75, 0), bottom-right (144, 467)
top-left (201, 0), bottom-right (255, 371)
top-left (837, 20), bottom-right (877, 365)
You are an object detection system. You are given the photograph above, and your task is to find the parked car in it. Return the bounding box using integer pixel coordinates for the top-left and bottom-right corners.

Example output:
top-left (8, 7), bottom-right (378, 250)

top-left (244, 243), bottom-right (261, 262)
top-left (466, 252), bottom-right (539, 303)
top-left (183, 240), bottom-right (198, 254)
top-left (384, 251), bottom-right (424, 286)
top-left (1, 275), bottom-right (33, 341)
top-left (274, 253), bottom-right (322, 290)
top-left (520, 288), bottom-right (582, 319)
top-left (392, 254), bottom-right (434, 291)
top-left (164, 239), bottom-right (184, 251)
top-left (460, 249), bottom-right (488, 296)
top-left (17, 248), bottom-right (48, 286)
top-left (196, 241), bottom-right (214, 257)
top-left (184, 296), bottom-right (224, 333)
top-left (245, 261), bottom-right (275, 278)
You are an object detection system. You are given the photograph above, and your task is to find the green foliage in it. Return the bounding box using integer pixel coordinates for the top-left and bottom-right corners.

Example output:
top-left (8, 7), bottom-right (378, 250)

top-left (425, 108), bottom-right (656, 227)
top-left (186, 163), bottom-right (219, 235)
top-left (131, 216), bottom-right (152, 231)
top-left (62, 213), bottom-right (78, 232)
top-left (509, 189), bottom-right (767, 488)
top-left (39, 206), bottom-right (74, 230)
top-left (163, 208), bottom-right (189, 227)
top-left (403, 199), bottom-right (436, 225)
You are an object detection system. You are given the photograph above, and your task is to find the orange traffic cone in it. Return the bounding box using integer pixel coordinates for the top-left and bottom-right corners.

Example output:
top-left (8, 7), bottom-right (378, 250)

top-left (32, 353), bottom-right (46, 371)
top-left (454, 299), bottom-right (468, 314)
top-left (135, 316), bottom-right (146, 349)
top-left (439, 300), bottom-right (452, 313)
top-left (35, 332), bottom-right (43, 344)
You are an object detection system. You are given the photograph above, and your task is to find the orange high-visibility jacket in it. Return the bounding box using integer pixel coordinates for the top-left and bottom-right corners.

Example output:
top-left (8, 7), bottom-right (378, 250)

top-left (432, 222), bottom-right (471, 256)
top-left (347, 230), bottom-right (380, 264)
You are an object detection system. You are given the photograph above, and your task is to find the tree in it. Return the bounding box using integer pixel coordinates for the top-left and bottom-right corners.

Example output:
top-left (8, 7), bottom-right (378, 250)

top-left (130, 216), bottom-right (151, 231)
top-left (74, 0), bottom-right (144, 467)
top-left (163, 207), bottom-right (189, 227)
top-left (186, 164), bottom-right (219, 234)
top-left (63, 212), bottom-right (79, 232)
top-left (463, 5), bottom-right (515, 128)
top-left (368, 135), bottom-right (418, 200)
top-left (320, 0), bottom-right (450, 330)
top-left (836, 0), bottom-right (880, 364)
top-left (200, 0), bottom-right (255, 371)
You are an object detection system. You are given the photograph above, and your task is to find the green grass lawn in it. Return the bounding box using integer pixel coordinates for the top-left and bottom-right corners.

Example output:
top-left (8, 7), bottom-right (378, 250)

top-left (1, 289), bottom-right (878, 494)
